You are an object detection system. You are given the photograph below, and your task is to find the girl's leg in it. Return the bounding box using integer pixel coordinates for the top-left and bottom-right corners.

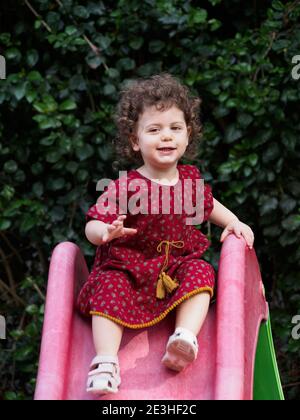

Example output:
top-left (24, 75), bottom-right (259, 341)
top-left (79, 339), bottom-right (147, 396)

top-left (162, 292), bottom-right (211, 371)
top-left (92, 316), bottom-right (124, 356)
top-left (175, 291), bottom-right (211, 336)
top-left (87, 316), bottom-right (123, 394)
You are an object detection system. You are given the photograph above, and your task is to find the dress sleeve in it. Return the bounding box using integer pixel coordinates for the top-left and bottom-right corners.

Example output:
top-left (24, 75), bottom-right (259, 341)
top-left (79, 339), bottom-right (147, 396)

top-left (192, 165), bottom-right (214, 223)
top-left (203, 182), bottom-right (214, 222)
top-left (85, 178), bottom-right (122, 225)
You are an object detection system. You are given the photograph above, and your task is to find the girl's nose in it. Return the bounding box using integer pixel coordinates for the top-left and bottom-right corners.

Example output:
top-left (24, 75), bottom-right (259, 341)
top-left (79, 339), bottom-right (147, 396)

top-left (161, 130), bottom-right (173, 140)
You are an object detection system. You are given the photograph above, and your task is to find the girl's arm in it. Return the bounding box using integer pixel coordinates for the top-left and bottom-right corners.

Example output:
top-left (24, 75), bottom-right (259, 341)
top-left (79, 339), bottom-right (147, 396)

top-left (208, 198), bottom-right (238, 228)
top-left (85, 220), bottom-right (108, 246)
top-left (208, 198), bottom-right (254, 249)
top-left (85, 216), bottom-right (137, 246)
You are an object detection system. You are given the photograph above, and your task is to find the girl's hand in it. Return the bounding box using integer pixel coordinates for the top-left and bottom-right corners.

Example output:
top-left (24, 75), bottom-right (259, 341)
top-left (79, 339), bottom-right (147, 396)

top-left (102, 215), bottom-right (138, 243)
top-left (220, 218), bottom-right (254, 249)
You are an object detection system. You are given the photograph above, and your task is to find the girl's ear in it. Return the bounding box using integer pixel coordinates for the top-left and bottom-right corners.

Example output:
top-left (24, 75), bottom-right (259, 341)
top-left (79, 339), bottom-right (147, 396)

top-left (130, 135), bottom-right (139, 151)
top-left (187, 126), bottom-right (192, 138)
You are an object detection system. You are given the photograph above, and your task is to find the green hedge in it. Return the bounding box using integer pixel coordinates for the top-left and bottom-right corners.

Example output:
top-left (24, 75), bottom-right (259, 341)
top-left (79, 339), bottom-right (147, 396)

top-left (0, 0), bottom-right (299, 399)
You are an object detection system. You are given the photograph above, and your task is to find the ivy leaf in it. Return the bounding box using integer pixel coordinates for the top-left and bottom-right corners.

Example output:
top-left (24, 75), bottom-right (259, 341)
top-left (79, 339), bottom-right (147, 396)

top-left (6, 47), bottom-right (21, 62)
top-left (117, 58), bottom-right (135, 71)
top-left (282, 215), bottom-right (300, 232)
top-left (191, 9), bottom-right (208, 24)
top-left (11, 83), bottom-right (26, 100)
top-left (260, 197), bottom-right (279, 216)
top-left (103, 84), bottom-right (116, 95)
top-left (73, 6), bottom-right (90, 19)
top-left (86, 55), bottom-right (104, 69)
top-left (279, 195), bottom-right (297, 214)
top-left (26, 49), bottom-right (39, 67)
top-left (149, 40), bottom-right (165, 53)
top-left (129, 38), bottom-right (144, 50)
top-left (4, 160), bottom-right (18, 173)
top-left (224, 124), bottom-right (243, 143)
top-left (0, 219), bottom-right (11, 230)
top-left (75, 145), bottom-right (94, 161)
top-left (65, 26), bottom-right (78, 36)
top-left (59, 99), bottom-right (77, 111)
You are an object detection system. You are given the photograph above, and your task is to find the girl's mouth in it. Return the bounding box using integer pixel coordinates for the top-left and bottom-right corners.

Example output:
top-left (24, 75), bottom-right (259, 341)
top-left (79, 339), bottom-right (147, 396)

top-left (157, 147), bottom-right (176, 154)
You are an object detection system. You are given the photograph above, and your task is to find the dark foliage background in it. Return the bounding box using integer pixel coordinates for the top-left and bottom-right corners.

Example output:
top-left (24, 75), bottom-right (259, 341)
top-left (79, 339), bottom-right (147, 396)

top-left (0, 0), bottom-right (299, 399)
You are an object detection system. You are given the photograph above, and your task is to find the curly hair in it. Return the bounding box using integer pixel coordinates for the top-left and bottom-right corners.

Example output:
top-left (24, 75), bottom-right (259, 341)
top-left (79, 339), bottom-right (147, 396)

top-left (112, 72), bottom-right (203, 170)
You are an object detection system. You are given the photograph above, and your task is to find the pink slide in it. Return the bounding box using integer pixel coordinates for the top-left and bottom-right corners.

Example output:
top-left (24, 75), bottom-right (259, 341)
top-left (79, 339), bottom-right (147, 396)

top-left (34, 235), bottom-right (268, 400)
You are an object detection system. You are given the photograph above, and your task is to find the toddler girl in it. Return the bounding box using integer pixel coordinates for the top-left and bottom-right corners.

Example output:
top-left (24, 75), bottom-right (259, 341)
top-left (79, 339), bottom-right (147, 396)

top-left (77, 73), bottom-right (254, 395)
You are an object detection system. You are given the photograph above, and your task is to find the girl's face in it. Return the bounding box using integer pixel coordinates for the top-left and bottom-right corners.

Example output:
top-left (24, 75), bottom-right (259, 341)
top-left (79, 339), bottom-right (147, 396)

top-left (132, 105), bottom-right (191, 168)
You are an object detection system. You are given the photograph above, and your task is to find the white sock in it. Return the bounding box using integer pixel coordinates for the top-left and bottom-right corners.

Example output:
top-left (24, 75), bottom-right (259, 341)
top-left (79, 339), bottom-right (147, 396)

top-left (174, 327), bottom-right (197, 339)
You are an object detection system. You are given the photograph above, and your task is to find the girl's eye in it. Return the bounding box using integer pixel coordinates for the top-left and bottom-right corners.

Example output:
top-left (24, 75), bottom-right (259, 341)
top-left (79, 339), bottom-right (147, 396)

top-left (149, 127), bottom-right (181, 132)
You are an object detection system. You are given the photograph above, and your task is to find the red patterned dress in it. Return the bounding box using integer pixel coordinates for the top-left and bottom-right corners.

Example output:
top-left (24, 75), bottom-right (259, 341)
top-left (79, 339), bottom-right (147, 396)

top-left (77, 164), bottom-right (215, 329)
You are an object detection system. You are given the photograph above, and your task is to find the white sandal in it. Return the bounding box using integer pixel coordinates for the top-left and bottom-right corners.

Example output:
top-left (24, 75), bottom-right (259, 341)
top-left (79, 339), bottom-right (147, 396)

top-left (161, 327), bottom-right (198, 372)
top-left (86, 355), bottom-right (121, 395)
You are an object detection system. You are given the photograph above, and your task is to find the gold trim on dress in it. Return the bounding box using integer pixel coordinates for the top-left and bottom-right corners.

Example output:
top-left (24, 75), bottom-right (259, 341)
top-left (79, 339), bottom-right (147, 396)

top-left (90, 286), bottom-right (213, 329)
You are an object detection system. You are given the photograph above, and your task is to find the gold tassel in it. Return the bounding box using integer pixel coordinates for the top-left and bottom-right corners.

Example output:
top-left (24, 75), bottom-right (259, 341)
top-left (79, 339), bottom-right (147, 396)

top-left (156, 271), bottom-right (179, 299)
top-left (156, 240), bottom-right (184, 299)
top-left (156, 274), bottom-right (166, 299)
top-left (162, 272), bottom-right (179, 293)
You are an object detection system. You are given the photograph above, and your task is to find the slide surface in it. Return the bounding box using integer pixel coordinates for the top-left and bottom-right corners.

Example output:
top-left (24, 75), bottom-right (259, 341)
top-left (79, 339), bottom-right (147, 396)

top-left (34, 235), bottom-right (281, 400)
